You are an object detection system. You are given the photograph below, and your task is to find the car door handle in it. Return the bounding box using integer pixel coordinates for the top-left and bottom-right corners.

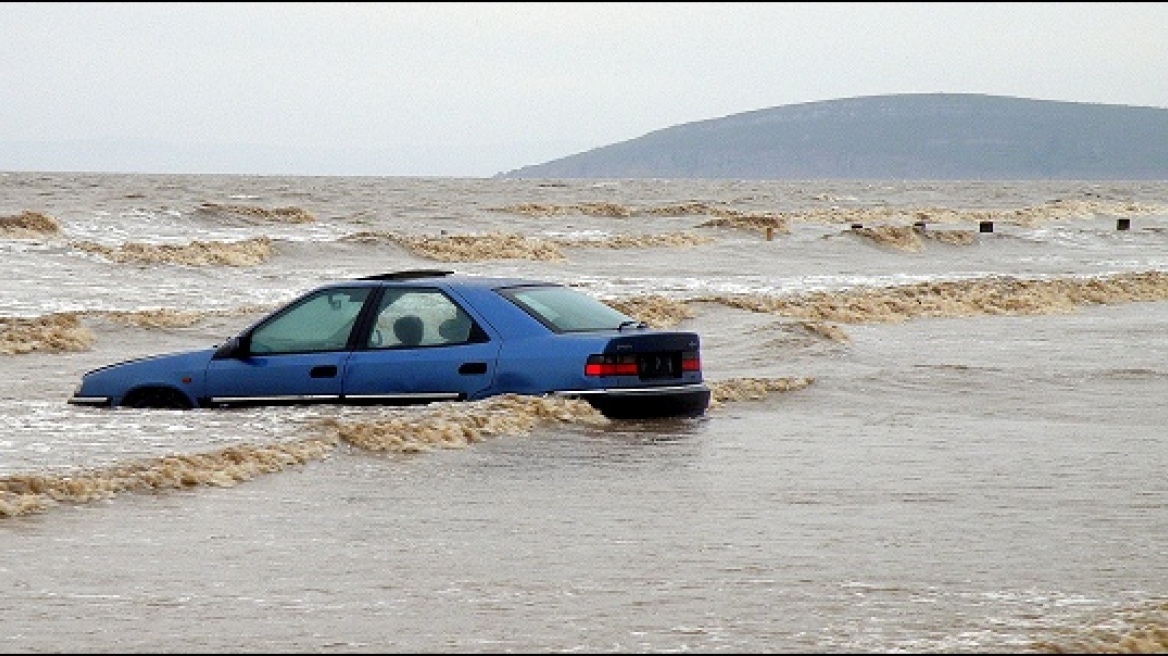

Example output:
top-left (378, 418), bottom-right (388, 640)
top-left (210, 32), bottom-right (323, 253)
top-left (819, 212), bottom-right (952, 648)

top-left (458, 362), bottom-right (488, 375)
top-left (310, 365), bottom-right (338, 378)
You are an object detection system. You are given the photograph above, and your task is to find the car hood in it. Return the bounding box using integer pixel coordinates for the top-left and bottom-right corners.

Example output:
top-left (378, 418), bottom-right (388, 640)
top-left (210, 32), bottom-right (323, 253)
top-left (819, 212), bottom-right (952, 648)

top-left (83, 347), bottom-right (219, 377)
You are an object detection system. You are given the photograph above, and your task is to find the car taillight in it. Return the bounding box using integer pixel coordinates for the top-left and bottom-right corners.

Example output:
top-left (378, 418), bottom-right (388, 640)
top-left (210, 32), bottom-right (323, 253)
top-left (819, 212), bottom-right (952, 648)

top-left (585, 354), bottom-right (638, 377)
top-left (585, 351), bottom-right (701, 377)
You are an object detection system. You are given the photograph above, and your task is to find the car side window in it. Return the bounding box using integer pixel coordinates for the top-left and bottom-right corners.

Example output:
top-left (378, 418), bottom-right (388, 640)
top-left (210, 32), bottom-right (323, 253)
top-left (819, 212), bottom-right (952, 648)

top-left (250, 287), bottom-right (371, 354)
top-left (367, 288), bottom-right (480, 348)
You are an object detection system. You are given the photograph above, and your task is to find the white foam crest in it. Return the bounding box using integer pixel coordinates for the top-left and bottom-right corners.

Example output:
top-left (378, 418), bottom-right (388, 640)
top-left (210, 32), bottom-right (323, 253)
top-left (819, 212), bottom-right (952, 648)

top-left (569, 271), bottom-right (1032, 300)
top-left (0, 400), bottom-right (338, 475)
top-left (63, 208), bottom-right (353, 245)
top-left (542, 229), bottom-right (611, 240)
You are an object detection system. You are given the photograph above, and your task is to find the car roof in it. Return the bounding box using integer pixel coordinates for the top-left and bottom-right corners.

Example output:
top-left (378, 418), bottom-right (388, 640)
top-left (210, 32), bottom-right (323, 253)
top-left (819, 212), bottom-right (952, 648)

top-left (327, 269), bottom-right (558, 291)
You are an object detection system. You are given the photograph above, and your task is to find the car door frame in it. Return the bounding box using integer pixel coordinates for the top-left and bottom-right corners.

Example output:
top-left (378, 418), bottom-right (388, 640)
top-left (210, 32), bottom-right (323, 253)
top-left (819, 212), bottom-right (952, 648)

top-left (202, 285), bottom-right (377, 406)
top-left (339, 285), bottom-right (502, 403)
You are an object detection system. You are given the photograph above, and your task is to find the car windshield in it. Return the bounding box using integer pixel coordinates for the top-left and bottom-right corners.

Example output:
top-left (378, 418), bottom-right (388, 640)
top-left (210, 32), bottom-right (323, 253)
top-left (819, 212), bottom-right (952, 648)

top-left (500, 285), bottom-right (633, 332)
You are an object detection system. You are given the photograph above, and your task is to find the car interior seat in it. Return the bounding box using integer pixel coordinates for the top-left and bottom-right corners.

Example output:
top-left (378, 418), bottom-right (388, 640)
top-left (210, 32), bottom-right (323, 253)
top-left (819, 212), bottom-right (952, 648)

top-left (438, 316), bottom-right (470, 343)
top-left (393, 315), bottom-right (424, 346)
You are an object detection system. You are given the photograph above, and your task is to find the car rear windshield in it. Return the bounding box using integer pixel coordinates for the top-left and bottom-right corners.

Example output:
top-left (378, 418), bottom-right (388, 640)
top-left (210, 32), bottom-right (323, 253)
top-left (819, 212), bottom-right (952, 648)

top-left (499, 285), bottom-right (634, 333)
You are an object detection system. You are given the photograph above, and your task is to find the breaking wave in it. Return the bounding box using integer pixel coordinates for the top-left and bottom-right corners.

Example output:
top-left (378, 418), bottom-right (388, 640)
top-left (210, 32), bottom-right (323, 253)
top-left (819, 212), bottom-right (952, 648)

top-left (0, 210), bottom-right (61, 238)
top-left (193, 203), bottom-right (316, 223)
top-left (344, 231), bottom-right (568, 261)
top-left (316, 394), bottom-right (609, 454)
top-left (557, 230), bottom-right (714, 249)
top-left (490, 201), bottom-right (791, 235)
top-left (0, 436), bottom-right (337, 517)
top-left (707, 376), bottom-right (815, 406)
top-left (1032, 601), bottom-right (1168, 653)
top-left (0, 313), bottom-right (93, 355)
top-left (0, 306), bottom-right (274, 356)
top-left (603, 294), bottom-right (695, 328)
top-left (781, 199), bottom-right (1168, 227)
top-left (94, 305), bottom-right (273, 329)
top-left (71, 236), bottom-right (276, 266)
top-left (0, 381), bottom-right (811, 518)
top-left (850, 224), bottom-right (979, 251)
top-left (341, 229), bottom-right (712, 262)
top-left (700, 270), bottom-right (1168, 324)
top-left (488, 198), bottom-right (1168, 228)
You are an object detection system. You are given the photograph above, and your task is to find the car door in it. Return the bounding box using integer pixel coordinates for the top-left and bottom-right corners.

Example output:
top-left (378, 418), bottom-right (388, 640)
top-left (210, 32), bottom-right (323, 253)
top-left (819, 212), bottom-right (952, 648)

top-left (340, 287), bottom-right (501, 403)
top-left (203, 286), bottom-right (372, 405)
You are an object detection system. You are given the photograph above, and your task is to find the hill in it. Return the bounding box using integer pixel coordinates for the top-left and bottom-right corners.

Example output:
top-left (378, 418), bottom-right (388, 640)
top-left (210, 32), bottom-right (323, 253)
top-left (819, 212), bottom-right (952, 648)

top-left (496, 93), bottom-right (1168, 180)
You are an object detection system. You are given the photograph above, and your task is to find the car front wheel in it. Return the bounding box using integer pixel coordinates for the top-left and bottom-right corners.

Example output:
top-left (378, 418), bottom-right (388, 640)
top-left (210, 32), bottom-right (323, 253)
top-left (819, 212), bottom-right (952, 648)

top-left (122, 387), bottom-right (193, 410)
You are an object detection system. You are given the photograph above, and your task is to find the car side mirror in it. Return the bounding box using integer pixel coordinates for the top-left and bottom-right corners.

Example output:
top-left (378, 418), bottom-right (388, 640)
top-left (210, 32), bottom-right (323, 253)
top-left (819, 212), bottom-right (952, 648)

top-left (212, 335), bottom-right (247, 360)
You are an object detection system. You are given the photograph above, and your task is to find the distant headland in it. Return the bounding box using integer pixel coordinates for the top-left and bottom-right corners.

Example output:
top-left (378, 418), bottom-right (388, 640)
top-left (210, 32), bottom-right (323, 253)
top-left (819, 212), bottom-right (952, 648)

top-left (497, 93), bottom-right (1168, 180)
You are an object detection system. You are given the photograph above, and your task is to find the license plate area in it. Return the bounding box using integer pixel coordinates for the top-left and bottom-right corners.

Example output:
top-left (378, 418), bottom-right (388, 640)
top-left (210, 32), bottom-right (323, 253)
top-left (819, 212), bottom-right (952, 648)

top-left (637, 352), bottom-right (681, 379)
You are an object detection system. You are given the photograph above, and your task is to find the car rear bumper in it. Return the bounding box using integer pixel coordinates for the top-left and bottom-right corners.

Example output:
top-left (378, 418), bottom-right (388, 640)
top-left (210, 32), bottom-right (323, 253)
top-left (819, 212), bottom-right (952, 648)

top-left (553, 383), bottom-right (710, 419)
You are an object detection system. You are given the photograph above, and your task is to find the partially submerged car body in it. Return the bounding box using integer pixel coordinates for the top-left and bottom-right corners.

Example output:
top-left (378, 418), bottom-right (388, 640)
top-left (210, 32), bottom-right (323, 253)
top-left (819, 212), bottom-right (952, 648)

top-left (68, 270), bottom-right (710, 419)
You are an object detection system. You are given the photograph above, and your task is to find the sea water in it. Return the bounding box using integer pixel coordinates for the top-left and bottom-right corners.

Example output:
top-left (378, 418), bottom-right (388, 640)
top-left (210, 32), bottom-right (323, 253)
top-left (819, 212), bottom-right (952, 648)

top-left (2, 173), bottom-right (1168, 652)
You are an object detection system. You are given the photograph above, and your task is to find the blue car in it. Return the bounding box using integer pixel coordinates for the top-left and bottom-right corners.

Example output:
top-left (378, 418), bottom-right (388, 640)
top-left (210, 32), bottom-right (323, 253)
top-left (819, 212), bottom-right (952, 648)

top-left (68, 270), bottom-right (710, 419)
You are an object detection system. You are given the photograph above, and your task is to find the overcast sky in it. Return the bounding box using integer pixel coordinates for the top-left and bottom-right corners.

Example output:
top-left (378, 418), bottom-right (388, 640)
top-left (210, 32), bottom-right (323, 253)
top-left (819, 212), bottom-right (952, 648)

top-left (3, 2), bottom-right (1166, 177)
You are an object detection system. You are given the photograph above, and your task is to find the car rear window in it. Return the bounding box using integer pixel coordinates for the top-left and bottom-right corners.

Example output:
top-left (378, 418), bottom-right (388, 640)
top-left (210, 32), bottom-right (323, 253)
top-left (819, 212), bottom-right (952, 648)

top-left (499, 285), bottom-right (633, 332)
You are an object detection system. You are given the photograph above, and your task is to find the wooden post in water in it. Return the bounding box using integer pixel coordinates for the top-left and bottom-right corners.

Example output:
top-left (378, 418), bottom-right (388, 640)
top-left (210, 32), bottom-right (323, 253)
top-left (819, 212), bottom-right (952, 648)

top-left (1117, 218), bottom-right (1131, 231)
top-left (765, 226), bottom-right (774, 241)
top-left (979, 220), bottom-right (994, 233)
